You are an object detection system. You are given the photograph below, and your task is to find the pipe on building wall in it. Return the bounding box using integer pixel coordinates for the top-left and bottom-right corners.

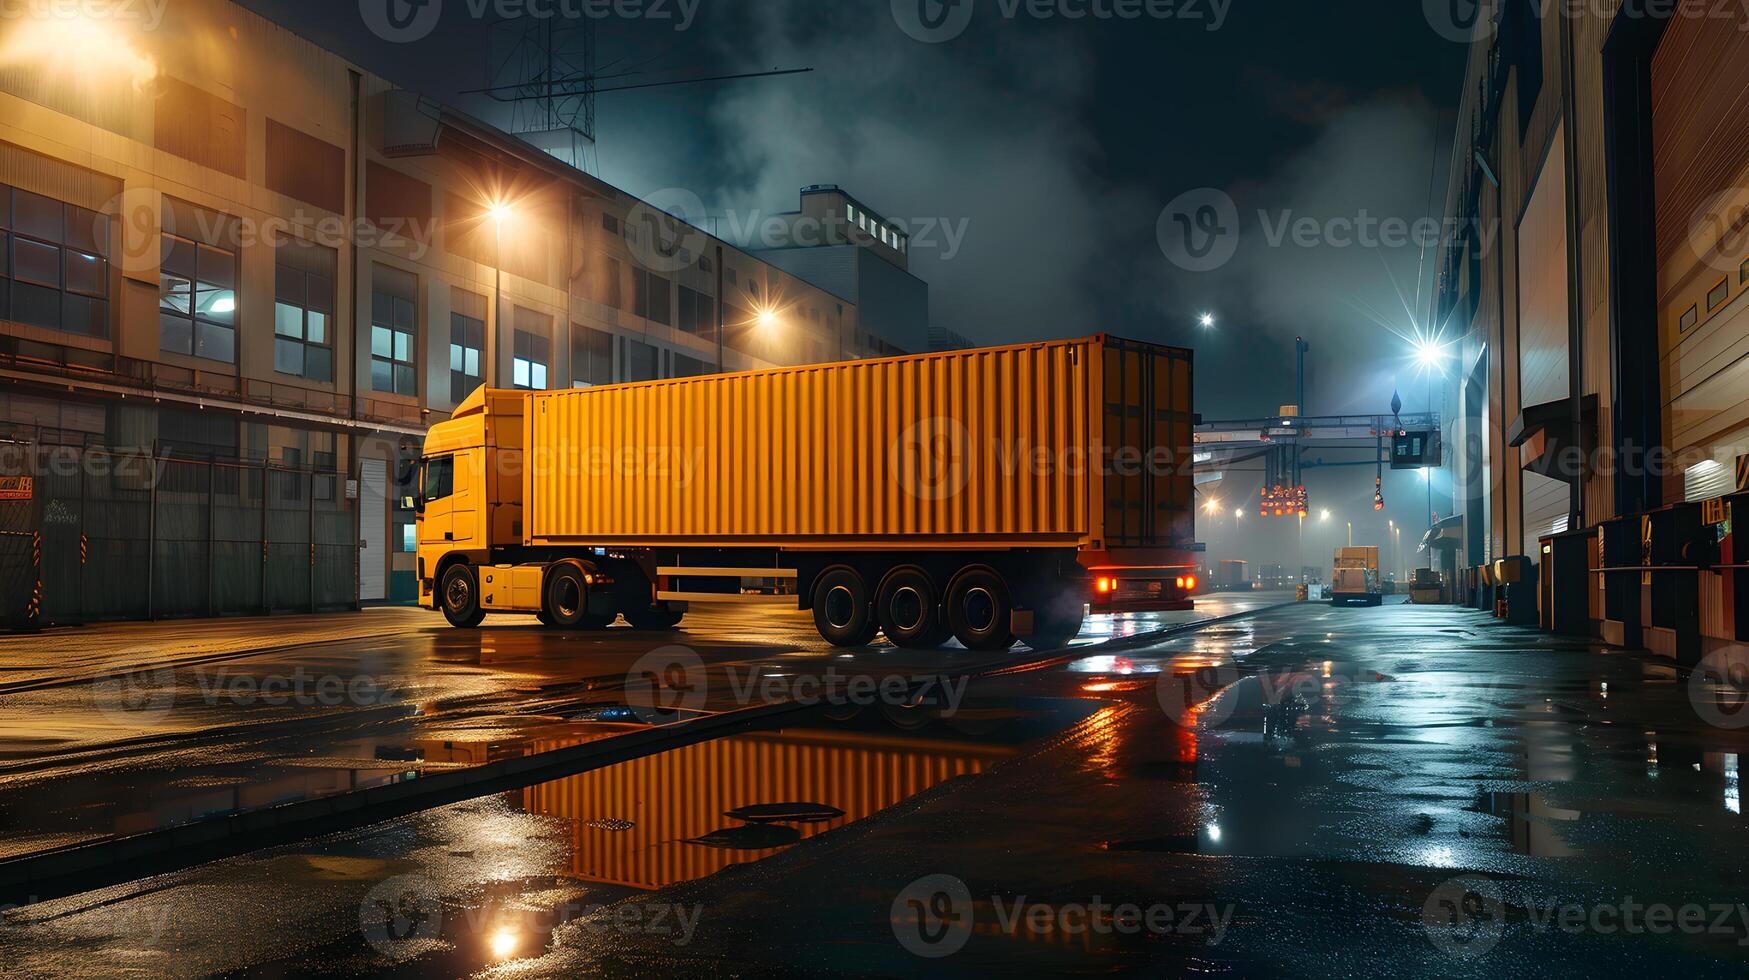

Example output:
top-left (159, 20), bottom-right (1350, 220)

top-left (1560, 8), bottom-right (1587, 531)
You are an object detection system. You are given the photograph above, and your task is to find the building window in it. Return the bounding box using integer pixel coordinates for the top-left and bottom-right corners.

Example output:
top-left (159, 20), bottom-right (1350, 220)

top-left (673, 352), bottom-right (712, 378)
top-left (273, 236), bottom-right (336, 383)
top-left (400, 523), bottom-right (417, 553)
top-left (699, 255), bottom-right (713, 273)
top-left (601, 213), bottom-right (620, 235)
top-left (677, 285), bottom-right (714, 337)
top-left (571, 324), bottom-right (612, 387)
top-left (512, 308), bottom-right (552, 389)
top-left (1708, 277), bottom-right (1729, 312)
top-left (159, 201), bottom-right (238, 362)
top-left (0, 186), bottom-right (110, 337)
top-left (1679, 304), bottom-right (1698, 332)
top-left (623, 338), bottom-right (658, 382)
top-left (726, 266), bottom-right (737, 285)
top-left (602, 257), bottom-right (622, 309)
top-left (370, 264), bottom-right (419, 395)
top-left (1740, 256), bottom-right (1748, 285)
top-left (450, 313), bottom-right (484, 404)
top-left (633, 267), bottom-right (671, 325)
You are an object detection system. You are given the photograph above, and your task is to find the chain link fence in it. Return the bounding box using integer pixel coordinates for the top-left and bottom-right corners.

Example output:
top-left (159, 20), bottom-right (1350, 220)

top-left (0, 441), bottom-right (356, 627)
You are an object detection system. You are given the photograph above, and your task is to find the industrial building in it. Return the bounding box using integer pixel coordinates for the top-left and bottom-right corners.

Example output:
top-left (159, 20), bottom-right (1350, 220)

top-left (1435, 0), bottom-right (1749, 662)
top-left (0, 0), bottom-right (911, 619)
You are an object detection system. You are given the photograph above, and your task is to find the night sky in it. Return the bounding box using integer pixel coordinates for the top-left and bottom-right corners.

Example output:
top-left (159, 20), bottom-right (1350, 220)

top-left (238, 0), bottom-right (1470, 563)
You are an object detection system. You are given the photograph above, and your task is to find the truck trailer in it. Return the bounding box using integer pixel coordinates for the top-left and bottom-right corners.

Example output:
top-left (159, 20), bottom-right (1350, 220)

top-left (410, 335), bottom-right (1197, 650)
top-left (1330, 546), bottom-right (1383, 606)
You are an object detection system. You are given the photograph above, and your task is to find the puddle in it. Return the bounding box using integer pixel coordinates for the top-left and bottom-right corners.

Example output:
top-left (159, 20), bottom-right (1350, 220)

top-left (505, 698), bottom-right (1097, 890)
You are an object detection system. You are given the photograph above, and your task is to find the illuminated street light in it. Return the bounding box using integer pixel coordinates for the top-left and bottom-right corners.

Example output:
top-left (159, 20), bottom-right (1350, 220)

top-left (757, 306), bottom-right (781, 331)
top-left (1204, 497), bottom-right (1222, 515)
top-left (1233, 508), bottom-right (1244, 520)
top-left (1319, 509), bottom-right (1331, 522)
top-left (1198, 312), bottom-right (1216, 329)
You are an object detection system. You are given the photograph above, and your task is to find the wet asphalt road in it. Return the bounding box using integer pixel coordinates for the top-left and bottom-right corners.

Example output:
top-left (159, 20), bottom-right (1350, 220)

top-left (4, 597), bottom-right (1747, 976)
top-left (0, 594), bottom-right (1279, 862)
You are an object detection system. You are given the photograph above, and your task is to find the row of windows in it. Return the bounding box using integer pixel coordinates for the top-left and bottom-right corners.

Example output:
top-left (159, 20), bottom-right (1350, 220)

top-left (1677, 256), bottom-right (1749, 334)
top-left (845, 203), bottom-right (907, 252)
top-left (0, 185), bottom-right (110, 339)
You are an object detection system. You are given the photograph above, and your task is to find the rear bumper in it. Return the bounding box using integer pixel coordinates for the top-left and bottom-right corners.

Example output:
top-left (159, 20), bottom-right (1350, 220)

top-left (1084, 561), bottom-right (1200, 613)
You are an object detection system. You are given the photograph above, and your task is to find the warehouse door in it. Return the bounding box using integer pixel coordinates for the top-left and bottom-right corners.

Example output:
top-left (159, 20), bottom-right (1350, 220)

top-left (1652, 17), bottom-right (1749, 495)
top-left (359, 457), bottom-right (387, 602)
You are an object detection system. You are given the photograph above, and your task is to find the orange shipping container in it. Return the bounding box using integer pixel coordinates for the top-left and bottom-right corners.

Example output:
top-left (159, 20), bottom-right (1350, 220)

top-left (518, 335), bottom-right (1194, 553)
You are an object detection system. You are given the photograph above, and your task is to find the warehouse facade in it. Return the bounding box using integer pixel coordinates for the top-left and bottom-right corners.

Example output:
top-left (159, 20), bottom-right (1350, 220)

top-left (1435, 0), bottom-right (1749, 662)
top-left (0, 0), bottom-right (890, 621)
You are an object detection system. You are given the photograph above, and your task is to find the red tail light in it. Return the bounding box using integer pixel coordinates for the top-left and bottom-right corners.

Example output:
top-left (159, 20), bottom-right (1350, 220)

top-left (1186, 575), bottom-right (1197, 591)
top-left (1096, 577), bottom-right (1115, 593)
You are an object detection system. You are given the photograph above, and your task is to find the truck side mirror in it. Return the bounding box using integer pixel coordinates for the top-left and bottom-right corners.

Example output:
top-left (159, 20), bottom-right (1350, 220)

top-left (399, 495), bottom-right (418, 511)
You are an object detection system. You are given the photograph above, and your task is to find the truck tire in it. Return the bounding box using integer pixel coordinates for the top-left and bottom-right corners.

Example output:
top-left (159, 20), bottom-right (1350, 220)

top-left (1025, 582), bottom-right (1086, 651)
top-left (946, 565), bottom-right (1016, 652)
top-left (812, 566), bottom-right (878, 647)
top-left (544, 565), bottom-right (603, 629)
top-left (875, 566), bottom-right (950, 649)
top-left (440, 564), bottom-right (486, 628)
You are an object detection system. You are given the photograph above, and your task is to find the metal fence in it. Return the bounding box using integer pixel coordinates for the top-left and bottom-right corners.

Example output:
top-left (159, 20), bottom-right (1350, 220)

top-left (2, 443), bottom-right (356, 626)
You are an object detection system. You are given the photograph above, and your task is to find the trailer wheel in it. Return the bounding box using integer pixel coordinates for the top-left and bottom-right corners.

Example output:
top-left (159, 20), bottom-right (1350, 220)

top-left (946, 565), bottom-right (1016, 652)
top-left (440, 564), bottom-right (486, 628)
top-left (876, 566), bottom-right (949, 649)
top-left (544, 565), bottom-right (602, 629)
top-left (1024, 580), bottom-right (1087, 651)
top-left (812, 566), bottom-right (878, 648)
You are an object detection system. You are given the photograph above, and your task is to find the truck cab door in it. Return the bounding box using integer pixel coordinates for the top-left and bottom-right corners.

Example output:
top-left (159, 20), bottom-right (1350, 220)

top-left (418, 455), bottom-right (456, 546)
top-left (449, 450), bottom-right (479, 544)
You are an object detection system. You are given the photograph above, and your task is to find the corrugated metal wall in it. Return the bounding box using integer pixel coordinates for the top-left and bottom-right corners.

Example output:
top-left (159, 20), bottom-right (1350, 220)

top-left (0, 446), bottom-right (353, 624)
top-left (526, 340), bottom-right (1106, 545)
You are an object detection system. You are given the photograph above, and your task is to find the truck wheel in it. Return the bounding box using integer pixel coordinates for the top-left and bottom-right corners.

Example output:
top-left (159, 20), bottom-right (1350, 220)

top-left (440, 564), bottom-right (486, 628)
top-left (1025, 583), bottom-right (1086, 651)
top-left (812, 566), bottom-right (878, 648)
top-left (544, 565), bottom-right (598, 629)
top-left (627, 607), bottom-right (684, 630)
top-left (946, 566), bottom-right (1016, 652)
top-left (876, 566), bottom-right (949, 649)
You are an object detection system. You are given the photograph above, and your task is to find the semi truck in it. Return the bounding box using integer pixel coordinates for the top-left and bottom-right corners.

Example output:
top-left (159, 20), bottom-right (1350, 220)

top-left (1212, 559), bottom-right (1249, 592)
top-left (1330, 546), bottom-right (1383, 606)
top-left (410, 335), bottom-right (1197, 651)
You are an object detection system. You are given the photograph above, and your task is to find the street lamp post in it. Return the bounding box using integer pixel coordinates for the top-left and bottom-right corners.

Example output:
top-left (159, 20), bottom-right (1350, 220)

top-left (489, 202), bottom-right (513, 386)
